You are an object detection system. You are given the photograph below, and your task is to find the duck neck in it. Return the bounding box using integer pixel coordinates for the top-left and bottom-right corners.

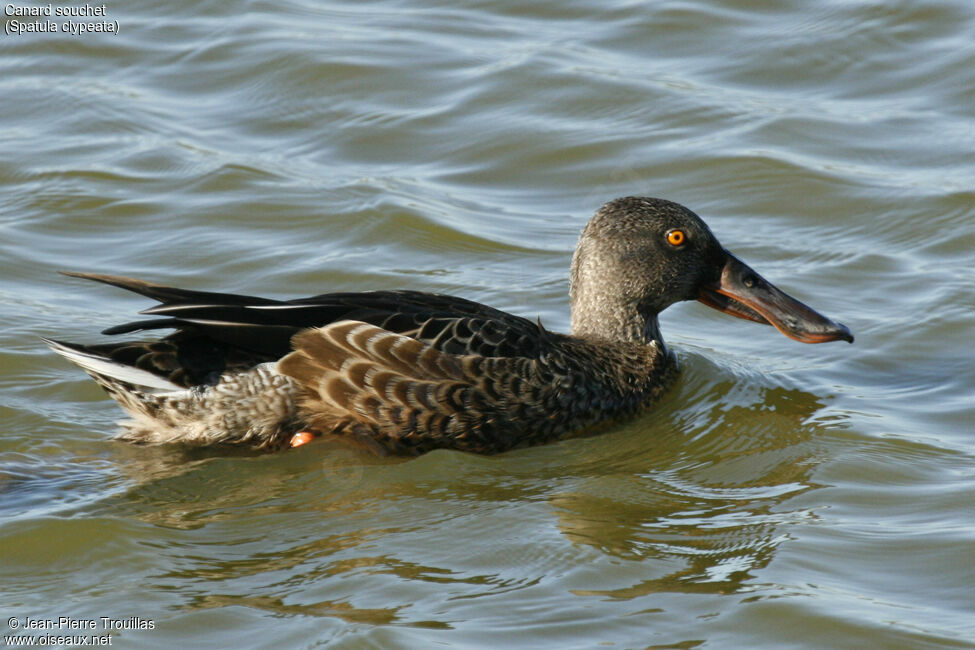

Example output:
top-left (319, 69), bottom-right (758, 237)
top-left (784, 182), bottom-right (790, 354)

top-left (570, 293), bottom-right (664, 347)
top-left (568, 231), bottom-right (665, 347)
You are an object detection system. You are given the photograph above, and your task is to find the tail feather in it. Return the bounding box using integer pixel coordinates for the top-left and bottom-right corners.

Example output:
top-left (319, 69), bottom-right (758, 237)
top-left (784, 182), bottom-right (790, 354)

top-left (43, 338), bottom-right (180, 393)
top-left (59, 271), bottom-right (280, 307)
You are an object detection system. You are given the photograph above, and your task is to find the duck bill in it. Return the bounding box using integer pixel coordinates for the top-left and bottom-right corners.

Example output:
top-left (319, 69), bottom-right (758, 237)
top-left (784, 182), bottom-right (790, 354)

top-left (697, 252), bottom-right (854, 344)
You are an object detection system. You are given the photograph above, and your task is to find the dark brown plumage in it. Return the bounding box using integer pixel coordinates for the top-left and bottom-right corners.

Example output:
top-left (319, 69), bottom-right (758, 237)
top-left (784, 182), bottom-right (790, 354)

top-left (45, 197), bottom-right (852, 453)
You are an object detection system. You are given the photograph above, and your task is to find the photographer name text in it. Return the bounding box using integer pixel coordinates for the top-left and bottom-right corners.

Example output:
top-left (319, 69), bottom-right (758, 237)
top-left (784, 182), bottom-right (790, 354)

top-left (9, 616), bottom-right (154, 631)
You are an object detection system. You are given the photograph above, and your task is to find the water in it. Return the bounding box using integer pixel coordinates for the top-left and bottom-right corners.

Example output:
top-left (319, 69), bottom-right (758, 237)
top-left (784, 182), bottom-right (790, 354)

top-left (2, 0), bottom-right (974, 647)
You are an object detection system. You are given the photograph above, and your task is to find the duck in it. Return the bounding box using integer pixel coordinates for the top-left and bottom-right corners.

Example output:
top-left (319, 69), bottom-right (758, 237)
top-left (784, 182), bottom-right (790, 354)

top-left (45, 197), bottom-right (853, 454)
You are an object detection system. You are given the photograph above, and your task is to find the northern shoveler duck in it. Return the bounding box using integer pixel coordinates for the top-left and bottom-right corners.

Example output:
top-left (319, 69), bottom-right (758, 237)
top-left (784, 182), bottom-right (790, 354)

top-left (46, 197), bottom-right (853, 454)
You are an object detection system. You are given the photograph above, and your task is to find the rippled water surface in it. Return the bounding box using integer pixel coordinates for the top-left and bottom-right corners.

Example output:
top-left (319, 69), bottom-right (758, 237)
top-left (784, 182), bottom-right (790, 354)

top-left (2, 1), bottom-right (974, 648)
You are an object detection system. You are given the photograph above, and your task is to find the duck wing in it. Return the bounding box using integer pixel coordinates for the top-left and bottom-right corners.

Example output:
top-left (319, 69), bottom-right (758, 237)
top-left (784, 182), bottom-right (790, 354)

top-left (60, 272), bottom-right (553, 389)
top-left (278, 320), bottom-right (563, 454)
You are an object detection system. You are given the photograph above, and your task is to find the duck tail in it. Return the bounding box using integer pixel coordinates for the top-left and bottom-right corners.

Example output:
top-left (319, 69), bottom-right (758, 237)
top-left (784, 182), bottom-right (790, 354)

top-left (42, 336), bottom-right (188, 437)
top-left (43, 338), bottom-right (181, 394)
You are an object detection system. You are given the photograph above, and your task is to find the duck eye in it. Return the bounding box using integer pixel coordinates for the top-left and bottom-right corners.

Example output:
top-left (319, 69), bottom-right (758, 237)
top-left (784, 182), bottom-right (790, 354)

top-left (666, 229), bottom-right (686, 247)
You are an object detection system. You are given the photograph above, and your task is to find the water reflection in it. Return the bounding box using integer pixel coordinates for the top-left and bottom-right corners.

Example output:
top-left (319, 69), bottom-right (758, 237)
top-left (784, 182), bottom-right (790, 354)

top-left (185, 593), bottom-right (403, 626)
top-left (98, 442), bottom-right (378, 529)
top-left (548, 358), bottom-right (837, 599)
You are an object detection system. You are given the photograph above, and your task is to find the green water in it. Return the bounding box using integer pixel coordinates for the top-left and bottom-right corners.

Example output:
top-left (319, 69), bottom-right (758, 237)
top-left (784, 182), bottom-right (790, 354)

top-left (2, 1), bottom-right (974, 648)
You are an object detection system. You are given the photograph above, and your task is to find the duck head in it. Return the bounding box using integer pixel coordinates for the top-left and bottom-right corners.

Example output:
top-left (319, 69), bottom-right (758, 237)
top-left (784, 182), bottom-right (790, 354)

top-left (570, 197), bottom-right (853, 345)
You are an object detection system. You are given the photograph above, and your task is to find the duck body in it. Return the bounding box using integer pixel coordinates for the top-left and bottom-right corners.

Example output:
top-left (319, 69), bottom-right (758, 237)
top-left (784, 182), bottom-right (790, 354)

top-left (46, 197), bottom-right (852, 454)
top-left (46, 287), bottom-right (676, 453)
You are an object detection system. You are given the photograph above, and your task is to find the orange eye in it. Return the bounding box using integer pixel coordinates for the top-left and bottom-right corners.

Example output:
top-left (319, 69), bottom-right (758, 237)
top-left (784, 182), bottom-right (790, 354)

top-left (666, 229), bottom-right (686, 246)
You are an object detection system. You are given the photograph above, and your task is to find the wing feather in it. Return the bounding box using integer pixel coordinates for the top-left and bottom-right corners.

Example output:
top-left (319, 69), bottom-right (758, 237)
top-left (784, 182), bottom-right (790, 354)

top-left (278, 321), bottom-right (528, 453)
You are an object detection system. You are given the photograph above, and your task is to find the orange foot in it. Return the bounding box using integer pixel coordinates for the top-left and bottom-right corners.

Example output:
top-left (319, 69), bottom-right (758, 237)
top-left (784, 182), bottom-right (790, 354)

top-left (289, 431), bottom-right (316, 448)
